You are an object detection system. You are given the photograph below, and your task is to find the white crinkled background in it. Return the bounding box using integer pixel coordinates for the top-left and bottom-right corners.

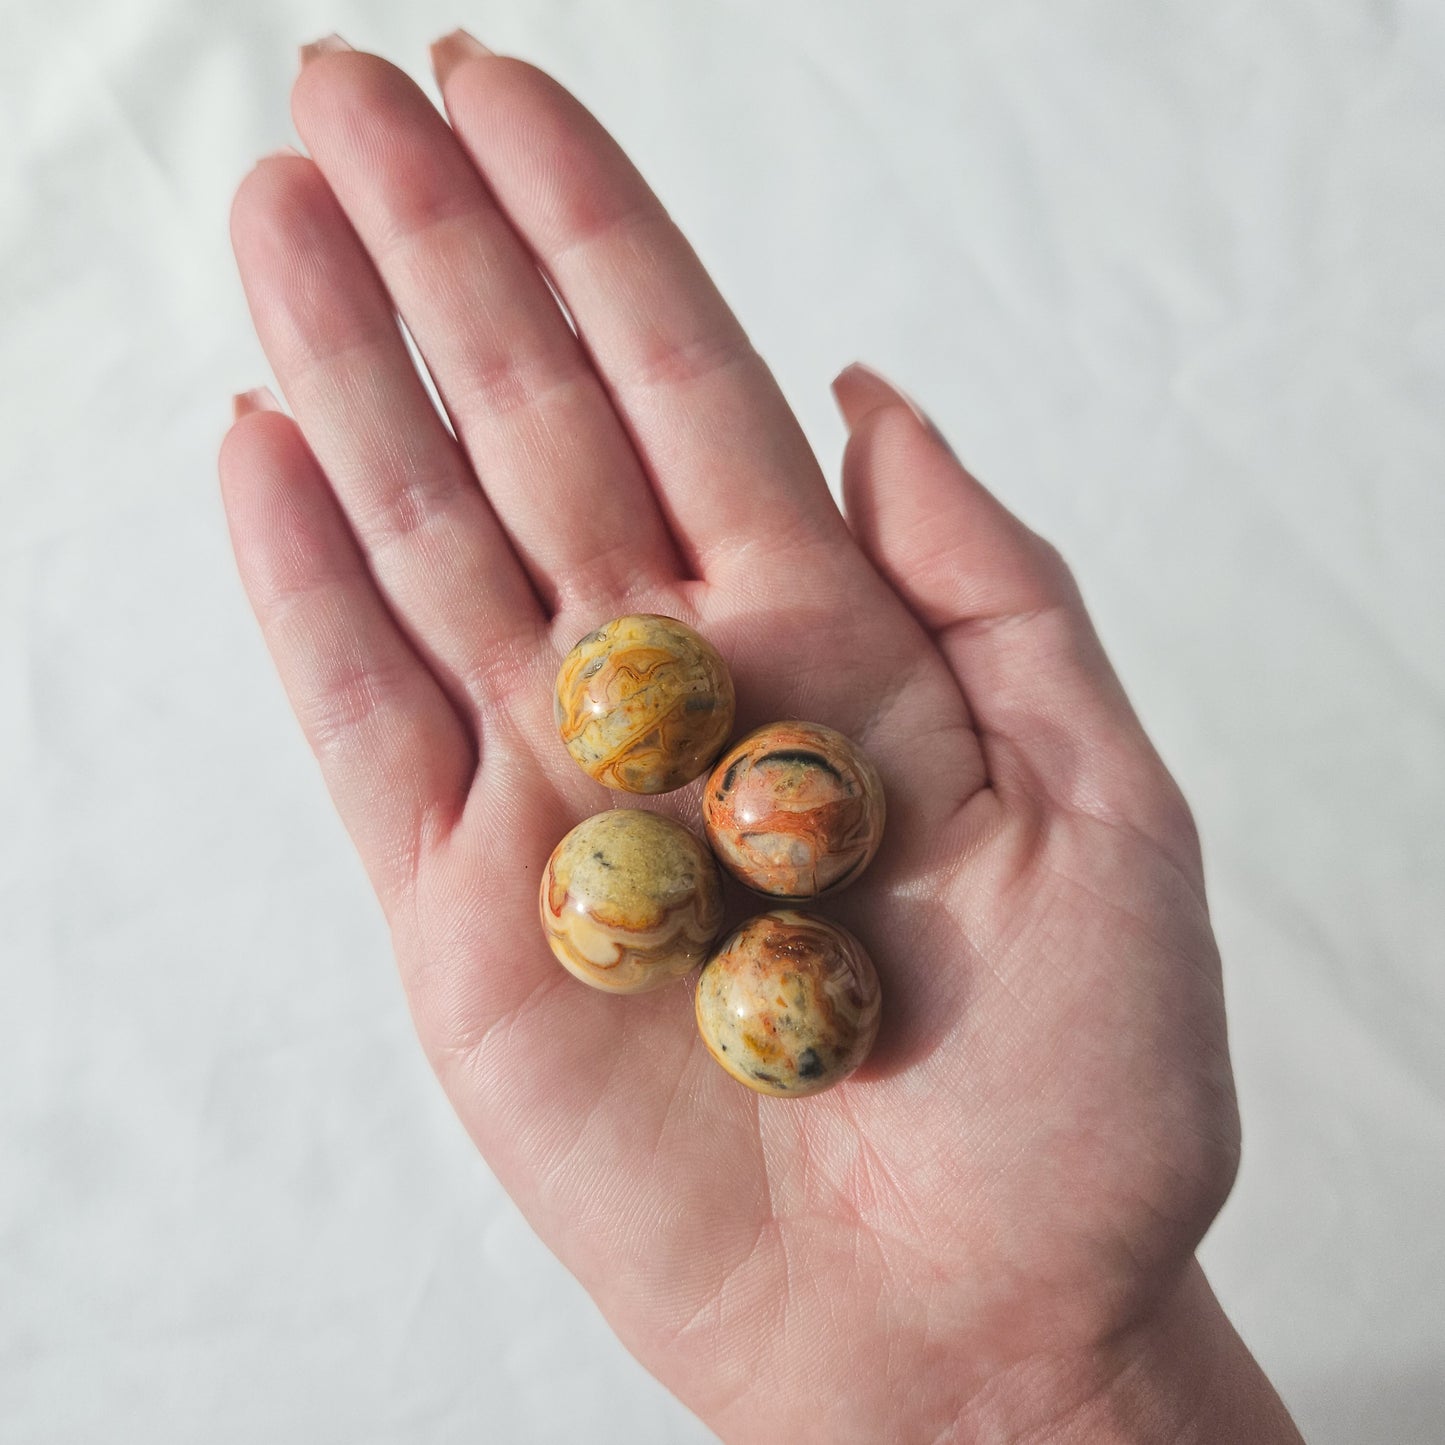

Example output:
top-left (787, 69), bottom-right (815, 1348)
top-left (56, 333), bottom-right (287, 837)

top-left (2, 1), bottom-right (1442, 1440)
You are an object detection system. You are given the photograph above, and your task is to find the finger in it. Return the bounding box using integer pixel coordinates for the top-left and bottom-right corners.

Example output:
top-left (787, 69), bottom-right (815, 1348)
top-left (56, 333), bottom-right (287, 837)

top-left (229, 150), bottom-right (544, 715)
top-left (430, 32), bottom-right (851, 580)
top-left (219, 390), bottom-right (473, 905)
top-left (835, 362), bottom-right (1200, 860)
top-left (291, 41), bottom-right (683, 611)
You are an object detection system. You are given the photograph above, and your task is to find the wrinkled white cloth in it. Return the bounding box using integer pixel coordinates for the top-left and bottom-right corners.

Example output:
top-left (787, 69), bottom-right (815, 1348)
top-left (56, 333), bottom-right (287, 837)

top-left (2, 2), bottom-right (1443, 1441)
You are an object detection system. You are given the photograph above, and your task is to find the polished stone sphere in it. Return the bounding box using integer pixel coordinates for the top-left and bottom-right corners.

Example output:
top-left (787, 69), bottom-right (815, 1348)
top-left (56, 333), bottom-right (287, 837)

top-left (702, 720), bottom-right (885, 897)
top-left (694, 910), bottom-right (882, 1096)
top-left (554, 614), bottom-right (736, 794)
top-left (540, 809), bottom-right (723, 993)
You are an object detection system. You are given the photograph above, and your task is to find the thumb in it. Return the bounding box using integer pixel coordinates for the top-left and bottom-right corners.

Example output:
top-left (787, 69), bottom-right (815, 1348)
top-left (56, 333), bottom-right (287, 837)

top-left (834, 361), bottom-right (1197, 863)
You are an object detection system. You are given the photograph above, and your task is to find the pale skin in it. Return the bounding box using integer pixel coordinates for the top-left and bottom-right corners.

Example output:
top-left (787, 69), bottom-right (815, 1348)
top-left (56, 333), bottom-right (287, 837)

top-left (219, 31), bottom-right (1306, 1443)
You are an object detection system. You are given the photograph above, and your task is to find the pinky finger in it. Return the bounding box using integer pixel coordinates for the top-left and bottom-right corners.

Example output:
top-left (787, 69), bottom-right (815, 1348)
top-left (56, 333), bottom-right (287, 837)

top-left (219, 388), bottom-right (473, 906)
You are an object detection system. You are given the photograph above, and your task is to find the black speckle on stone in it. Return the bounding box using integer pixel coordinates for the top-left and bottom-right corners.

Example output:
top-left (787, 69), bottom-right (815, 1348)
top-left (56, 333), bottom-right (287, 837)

top-left (763, 749), bottom-right (846, 784)
top-left (796, 1048), bottom-right (824, 1079)
top-left (749, 1070), bottom-right (779, 1085)
top-left (592, 851), bottom-right (614, 869)
top-left (718, 758), bottom-right (744, 796)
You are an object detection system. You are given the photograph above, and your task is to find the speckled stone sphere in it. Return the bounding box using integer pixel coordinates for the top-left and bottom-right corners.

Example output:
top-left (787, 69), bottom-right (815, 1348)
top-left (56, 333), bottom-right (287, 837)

top-left (540, 810), bottom-right (723, 993)
top-left (702, 721), bottom-right (885, 898)
top-left (695, 910), bottom-right (882, 1096)
top-left (554, 614), bottom-right (735, 794)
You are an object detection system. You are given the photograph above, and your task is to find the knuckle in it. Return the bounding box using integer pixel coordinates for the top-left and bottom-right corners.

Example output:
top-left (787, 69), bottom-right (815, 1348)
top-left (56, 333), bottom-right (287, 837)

top-left (303, 657), bottom-right (406, 758)
top-left (1142, 769), bottom-right (1204, 863)
top-left (552, 193), bottom-right (653, 261)
top-left (456, 348), bottom-right (589, 420)
top-left (1028, 533), bottom-right (1078, 600)
top-left (1180, 1087), bottom-right (1243, 1220)
top-left (624, 329), bottom-right (756, 392)
top-left (1136, 1069), bottom-right (1242, 1248)
top-left (351, 469), bottom-right (469, 556)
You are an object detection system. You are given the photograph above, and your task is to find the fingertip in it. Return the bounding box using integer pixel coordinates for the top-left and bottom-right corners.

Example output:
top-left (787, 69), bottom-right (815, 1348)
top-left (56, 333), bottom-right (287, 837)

top-left (830, 360), bottom-right (934, 434)
top-left (219, 388), bottom-right (307, 522)
top-left (430, 28), bottom-right (494, 87)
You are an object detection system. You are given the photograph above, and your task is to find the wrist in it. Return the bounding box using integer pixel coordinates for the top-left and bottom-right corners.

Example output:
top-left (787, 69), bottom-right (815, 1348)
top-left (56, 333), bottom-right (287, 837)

top-left (955, 1260), bottom-right (1303, 1445)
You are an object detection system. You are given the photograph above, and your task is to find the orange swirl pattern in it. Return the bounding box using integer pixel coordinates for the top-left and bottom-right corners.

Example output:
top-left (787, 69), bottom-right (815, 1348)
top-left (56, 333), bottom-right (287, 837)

top-left (540, 810), bottom-right (723, 993)
top-left (694, 910), bottom-right (882, 1096)
top-left (702, 721), bottom-right (885, 897)
top-left (554, 615), bottom-right (735, 794)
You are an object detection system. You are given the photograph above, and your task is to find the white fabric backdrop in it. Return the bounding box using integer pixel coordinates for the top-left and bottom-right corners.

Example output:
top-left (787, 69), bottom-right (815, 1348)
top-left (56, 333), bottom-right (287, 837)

top-left (3, 1), bottom-right (1443, 1440)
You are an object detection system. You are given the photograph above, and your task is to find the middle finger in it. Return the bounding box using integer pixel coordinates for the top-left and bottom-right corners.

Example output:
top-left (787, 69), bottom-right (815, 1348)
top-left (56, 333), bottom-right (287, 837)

top-left (290, 41), bottom-right (684, 615)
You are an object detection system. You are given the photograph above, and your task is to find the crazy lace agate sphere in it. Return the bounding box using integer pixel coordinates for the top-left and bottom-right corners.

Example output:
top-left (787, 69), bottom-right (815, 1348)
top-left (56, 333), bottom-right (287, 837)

top-left (540, 810), bottom-right (723, 993)
top-left (702, 721), bottom-right (885, 898)
top-left (554, 614), bottom-right (735, 794)
top-left (695, 910), bottom-right (882, 1097)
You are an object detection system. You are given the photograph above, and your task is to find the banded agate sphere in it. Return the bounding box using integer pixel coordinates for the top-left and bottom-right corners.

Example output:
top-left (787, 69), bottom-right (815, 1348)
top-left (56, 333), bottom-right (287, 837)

top-left (554, 614), bottom-right (735, 794)
top-left (540, 810), bottom-right (723, 993)
top-left (695, 910), bottom-right (882, 1097)
top-left (702, 720), bottom-right (885, 897)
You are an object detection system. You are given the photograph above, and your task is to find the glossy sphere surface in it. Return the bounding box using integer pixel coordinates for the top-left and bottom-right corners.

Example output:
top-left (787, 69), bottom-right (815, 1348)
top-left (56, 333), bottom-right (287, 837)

top-left (702, 721), bottom-right (886, 897)
top-left (695, 910), bottom-right (882, 1096)
top-left (540, 810), bottom-right (723, 993)
top-left (554, 614), bottom-right (735, 794)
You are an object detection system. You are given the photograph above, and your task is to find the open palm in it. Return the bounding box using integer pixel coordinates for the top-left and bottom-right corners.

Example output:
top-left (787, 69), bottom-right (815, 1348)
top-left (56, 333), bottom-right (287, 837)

top-left (221, 36), bottom-right (1244, 1443)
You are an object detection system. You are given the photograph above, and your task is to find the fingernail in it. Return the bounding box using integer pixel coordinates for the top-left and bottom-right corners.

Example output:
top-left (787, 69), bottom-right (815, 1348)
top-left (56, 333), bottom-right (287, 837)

top-left (233, 386), bottom-right (282, 421)
top-left (830, 361), bottom-right (936, 433)
top-left (429, 28), bottom-right (493, 85)
top-left (299, 33), bottom-right (353, 67)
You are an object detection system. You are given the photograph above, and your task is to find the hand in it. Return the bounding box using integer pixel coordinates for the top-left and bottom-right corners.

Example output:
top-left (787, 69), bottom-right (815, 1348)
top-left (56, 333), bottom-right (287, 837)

top-left (219, 33), bottom-right (1302, 1443)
